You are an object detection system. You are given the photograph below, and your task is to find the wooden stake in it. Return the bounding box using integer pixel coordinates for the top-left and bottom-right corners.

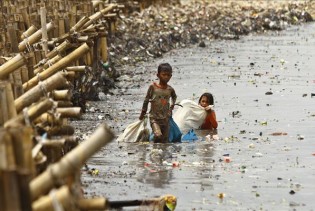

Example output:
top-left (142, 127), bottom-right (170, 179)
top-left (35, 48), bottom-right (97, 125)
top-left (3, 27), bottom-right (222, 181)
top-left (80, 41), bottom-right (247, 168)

top-left (0, 83), bottom-right (9, 126)
top-left (30, 124), bottom-right (114, 200)
top-left (0, 130), bottom-right (21, 211)
top-left (40, 2), bottom-right (48, 56)
top-left (0, 81), bottom-right (17, 125)
top-left (100, 36), bottom-right (108, 62)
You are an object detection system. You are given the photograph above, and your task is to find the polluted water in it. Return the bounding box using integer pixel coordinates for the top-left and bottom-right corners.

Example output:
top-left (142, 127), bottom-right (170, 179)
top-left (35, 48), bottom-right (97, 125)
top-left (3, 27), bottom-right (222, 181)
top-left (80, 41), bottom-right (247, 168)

top-left (80, 23), bottom-right (315, 210)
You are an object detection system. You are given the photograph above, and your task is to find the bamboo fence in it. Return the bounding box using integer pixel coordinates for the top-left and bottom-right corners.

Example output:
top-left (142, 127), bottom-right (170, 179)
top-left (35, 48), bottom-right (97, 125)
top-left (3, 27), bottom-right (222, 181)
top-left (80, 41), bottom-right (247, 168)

top-left (0, 0), bottom-right (177, 210)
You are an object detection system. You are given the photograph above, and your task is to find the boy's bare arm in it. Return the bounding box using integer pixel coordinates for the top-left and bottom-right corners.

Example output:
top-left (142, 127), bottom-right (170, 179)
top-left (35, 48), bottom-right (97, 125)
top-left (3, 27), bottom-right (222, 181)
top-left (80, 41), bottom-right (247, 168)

top-left (139, 85), bottom-right (153, 120)
top-left (170, 89), bottom-right (177, 110)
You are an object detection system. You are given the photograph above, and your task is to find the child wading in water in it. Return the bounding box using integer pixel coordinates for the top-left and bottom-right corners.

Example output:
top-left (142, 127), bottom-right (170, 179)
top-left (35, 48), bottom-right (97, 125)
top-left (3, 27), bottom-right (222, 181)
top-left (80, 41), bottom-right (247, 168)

top-left (198, 92), bottom-right (218, 130)
top-left (139, 63), bottom-right (177, 143)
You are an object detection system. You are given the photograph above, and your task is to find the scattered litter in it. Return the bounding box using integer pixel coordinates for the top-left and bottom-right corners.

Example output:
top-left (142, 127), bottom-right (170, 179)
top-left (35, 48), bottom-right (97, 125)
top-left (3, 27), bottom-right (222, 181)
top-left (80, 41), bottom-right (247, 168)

top-left (289, 190), bottom-right (296, 195)
top-left (217, 193), bottom-right (225, 199)
top-left (249, 143), bottom-right (255, 149)
top-left (270, 132), bottom-right (288, 136)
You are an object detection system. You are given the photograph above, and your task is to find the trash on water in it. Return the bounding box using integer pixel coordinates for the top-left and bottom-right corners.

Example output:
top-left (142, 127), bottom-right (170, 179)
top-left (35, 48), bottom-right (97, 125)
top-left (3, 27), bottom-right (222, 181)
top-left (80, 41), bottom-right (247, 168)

top-left (224, 157), bottom-right (231, 163)
top-left (217, 193), bottom-right (225, 199)
top-left (212, 134), bottom-right (219, 140)
top-left (88, 168), bottom-right (99, 176)
top-left (260, 121), bottom-right (268, 125)
top-left (270, 132), bottom-right (288, 136)
top-left (249, 143), bottom-right (255, 148)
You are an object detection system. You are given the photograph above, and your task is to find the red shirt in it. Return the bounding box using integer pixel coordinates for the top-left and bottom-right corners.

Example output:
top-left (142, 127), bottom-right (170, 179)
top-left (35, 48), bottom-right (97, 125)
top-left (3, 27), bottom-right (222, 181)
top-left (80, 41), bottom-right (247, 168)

top-left (200, 111), bottom-right (218, 129)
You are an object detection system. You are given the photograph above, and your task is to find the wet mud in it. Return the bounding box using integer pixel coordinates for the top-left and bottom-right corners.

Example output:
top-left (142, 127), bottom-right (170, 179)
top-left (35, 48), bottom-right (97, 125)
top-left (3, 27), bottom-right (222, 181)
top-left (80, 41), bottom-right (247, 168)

top-left (77, 22), bottom-right (315, 210)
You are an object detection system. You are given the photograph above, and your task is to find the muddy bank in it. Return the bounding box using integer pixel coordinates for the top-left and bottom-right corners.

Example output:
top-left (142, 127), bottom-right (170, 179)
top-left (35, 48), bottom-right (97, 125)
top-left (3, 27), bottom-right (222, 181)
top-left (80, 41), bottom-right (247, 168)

top-left (76, 21), bottom-right (315, 210)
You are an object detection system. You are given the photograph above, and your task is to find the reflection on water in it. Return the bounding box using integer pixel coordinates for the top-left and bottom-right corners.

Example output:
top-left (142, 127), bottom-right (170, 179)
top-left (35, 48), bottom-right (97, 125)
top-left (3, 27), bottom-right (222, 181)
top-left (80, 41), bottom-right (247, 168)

top-left (118, 129), bottom-right (218, 189)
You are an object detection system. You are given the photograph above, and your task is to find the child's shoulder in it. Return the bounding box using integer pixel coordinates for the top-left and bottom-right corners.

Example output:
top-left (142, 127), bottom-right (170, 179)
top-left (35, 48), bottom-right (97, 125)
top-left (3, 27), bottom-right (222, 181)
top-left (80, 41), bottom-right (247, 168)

top-left (167, 84), bottom-right (176, 91)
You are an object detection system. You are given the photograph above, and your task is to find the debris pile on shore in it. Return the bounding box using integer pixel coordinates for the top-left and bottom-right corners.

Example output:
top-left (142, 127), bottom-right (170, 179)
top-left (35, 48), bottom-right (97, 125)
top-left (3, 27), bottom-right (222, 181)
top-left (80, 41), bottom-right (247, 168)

top-left (108, 0), bottom-right (314, 73)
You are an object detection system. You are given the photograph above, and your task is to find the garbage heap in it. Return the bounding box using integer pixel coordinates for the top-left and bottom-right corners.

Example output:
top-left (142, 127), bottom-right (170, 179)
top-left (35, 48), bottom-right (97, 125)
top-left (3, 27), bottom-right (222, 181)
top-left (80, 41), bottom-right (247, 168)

top-left (0, 0), bottom-right (177, 210)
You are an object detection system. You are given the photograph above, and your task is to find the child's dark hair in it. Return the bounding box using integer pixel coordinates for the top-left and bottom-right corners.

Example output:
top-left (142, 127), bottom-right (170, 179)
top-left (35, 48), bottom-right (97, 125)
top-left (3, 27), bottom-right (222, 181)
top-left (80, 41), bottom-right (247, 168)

top-left (198, 92), bottom-right (214, 105)
top-left (157, 63), bottom-right (172, 74)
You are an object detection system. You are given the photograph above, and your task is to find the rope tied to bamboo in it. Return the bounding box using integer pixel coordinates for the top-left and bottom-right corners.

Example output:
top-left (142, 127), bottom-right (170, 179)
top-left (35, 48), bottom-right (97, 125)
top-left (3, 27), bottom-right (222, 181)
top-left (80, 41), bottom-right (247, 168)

top-left (23, 36), bottom-right (33, 52)
top-left (38, 81), bottom-right (48, 97)
top-left (49, 189), bottom-right (64, 211)
top-left (51, 101), bottom-right (61, 126)
top-left (47, 59), bottom-right (53, 67)
top-left (23, 107), bottom-right (31, 126)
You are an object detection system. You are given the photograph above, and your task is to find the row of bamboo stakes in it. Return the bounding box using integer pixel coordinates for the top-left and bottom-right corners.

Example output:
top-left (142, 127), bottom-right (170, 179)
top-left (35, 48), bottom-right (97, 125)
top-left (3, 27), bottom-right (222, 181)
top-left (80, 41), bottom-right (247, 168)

top-left (0, 0), bottom-right (176, 210)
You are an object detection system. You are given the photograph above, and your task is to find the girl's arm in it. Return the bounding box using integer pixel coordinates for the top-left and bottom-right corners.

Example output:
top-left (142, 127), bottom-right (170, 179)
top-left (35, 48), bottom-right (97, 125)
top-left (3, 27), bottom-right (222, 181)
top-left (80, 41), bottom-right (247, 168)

top-left (209, 111), bottom-right (218, 129)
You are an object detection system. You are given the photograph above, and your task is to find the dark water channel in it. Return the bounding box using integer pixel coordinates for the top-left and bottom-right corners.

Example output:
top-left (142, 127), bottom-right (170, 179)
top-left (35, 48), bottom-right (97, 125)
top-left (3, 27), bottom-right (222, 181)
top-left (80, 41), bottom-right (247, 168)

top-left (81, 23), bottom-right (315, 210)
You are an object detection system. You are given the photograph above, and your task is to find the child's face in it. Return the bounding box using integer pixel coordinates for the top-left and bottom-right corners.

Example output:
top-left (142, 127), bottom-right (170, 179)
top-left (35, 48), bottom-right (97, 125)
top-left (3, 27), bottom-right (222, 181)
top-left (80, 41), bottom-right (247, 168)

top-left (157, 71), bottom-right (172, 84)
top-left (199, 96), bottom-right (209, 107)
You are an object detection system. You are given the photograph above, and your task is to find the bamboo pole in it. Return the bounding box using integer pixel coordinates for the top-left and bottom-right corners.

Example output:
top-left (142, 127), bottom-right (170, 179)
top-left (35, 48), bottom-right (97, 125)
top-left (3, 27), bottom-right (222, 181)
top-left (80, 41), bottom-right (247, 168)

top-left (50, 90), bottom-right (72, 101)
top-left (100, 36), bottom-right (108, 62)
top-left (56, 107), bottom-right (82, 118)
top-left (77, 198), bottom-right (108, 210)
top-left (0, 130), bottom-right (21, 211)
top-left (33, 55), bottom-right (62, 75)
top-left (34, 113), bottom-right (62, 126)
top-left (40, 2), bottom-right (48, 56)
top-left (65, 66), bottom-right (89, 72)
top-left (15, 72), bottom-right (68, 113)
top-left (0, 53), bottom-right (27, 80)
top-left (32, 186), bottom-right (74, 211)
top-left (82, 4), bottom-right (118, 29)
top-left (45, 40), bottom-right (71, 60)
top-left (78, 195), bottom-right (174, 210)
top-left (23, 43), bottom-right (90, 91)
top-left (21, 25), bottom-right (37, 40)
top-left (9, 126), bottom-right (34, 211)
top-left (5, 81), bottom-right (17, 118)
top-left (4, 98), bottom-right (54, 128)
top-left (41, 136), bottom-right (78, 148)
top-left (30, 124), bottom-right (115, 200)
top-left (21, 66), bottom-right (29, 84)
top-left (18, 22), bottom-right (54, 52)
top-left (56, 101), bottom-right (73, 108)
top-left (46, 125), bottom-right (75, 136)
top-left (0, 81), bottom-right (17, 125)
top-left (0, 170), bottom-right (4, 211)
top-left (70, 16), bottom-right (90, 33)
top-left (0, 83), bottom-right (9, 126)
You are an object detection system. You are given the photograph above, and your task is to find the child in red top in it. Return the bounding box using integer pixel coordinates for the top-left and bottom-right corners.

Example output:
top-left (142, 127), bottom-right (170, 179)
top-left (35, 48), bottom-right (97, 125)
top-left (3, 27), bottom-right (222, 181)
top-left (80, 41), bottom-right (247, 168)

top-left (139, 63), bottom-right (177, 143)
top-left (198, 92), bottom-right (218, 130)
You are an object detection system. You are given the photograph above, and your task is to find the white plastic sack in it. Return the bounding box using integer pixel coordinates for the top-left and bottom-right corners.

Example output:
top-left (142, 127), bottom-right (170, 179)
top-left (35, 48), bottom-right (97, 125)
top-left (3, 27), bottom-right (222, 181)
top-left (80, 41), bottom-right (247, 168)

top-left (173, 99), bottom-right (207, 133)
top-left (116, 118), bottom-right (149, 142)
